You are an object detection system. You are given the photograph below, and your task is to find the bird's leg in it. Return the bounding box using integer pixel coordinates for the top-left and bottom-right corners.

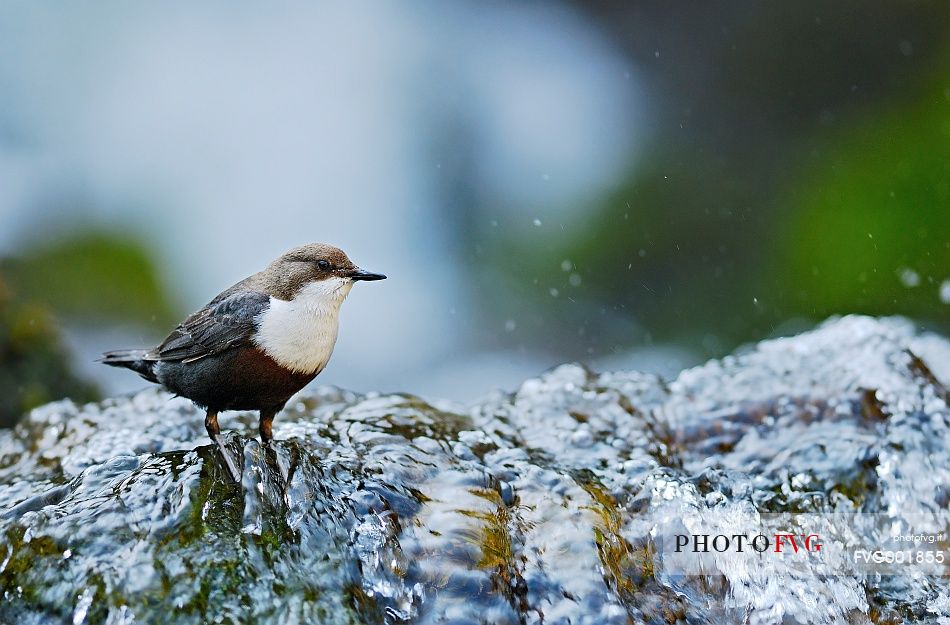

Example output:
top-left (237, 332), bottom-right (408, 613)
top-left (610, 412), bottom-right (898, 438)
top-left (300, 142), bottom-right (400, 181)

top-left (205, 409), bottom-right (240, 483)
top-left (205, 410), bottom-right (221, 439)
top-left (258, 408), bottom-right (289, 492)
top-left (259, 408), bottom-right (277, 444)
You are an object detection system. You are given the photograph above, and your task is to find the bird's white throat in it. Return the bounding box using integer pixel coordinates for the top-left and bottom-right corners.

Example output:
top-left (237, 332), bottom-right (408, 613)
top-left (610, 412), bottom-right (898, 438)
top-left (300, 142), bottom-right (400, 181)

top-left (253, 277), bottom-right (354, 374)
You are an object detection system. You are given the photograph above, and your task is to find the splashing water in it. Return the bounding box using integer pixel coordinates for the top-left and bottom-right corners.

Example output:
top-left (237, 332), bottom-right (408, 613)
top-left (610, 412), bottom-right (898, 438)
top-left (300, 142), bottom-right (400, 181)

top-left (0, 316), bottom-right (948, 624)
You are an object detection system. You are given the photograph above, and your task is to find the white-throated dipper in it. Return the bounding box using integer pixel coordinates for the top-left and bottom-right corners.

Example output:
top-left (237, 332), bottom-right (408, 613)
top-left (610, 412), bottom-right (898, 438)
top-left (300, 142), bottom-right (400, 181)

top-left (102, 243), bottom-right (385, 469)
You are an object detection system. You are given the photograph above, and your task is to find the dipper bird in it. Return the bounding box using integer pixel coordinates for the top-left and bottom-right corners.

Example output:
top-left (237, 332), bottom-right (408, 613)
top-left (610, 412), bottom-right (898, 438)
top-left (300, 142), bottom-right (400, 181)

top-left (102, 243), bottom-right (385, 462)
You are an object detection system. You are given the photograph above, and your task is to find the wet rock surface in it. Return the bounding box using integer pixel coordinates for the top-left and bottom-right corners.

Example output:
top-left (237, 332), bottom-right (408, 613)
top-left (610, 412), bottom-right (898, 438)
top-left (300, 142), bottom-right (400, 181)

top-left (1, 316), bottom-right (948, 625)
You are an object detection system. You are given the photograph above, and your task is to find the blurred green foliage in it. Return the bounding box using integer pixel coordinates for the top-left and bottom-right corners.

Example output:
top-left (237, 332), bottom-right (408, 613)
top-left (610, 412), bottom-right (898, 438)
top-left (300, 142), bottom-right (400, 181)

top-left (2, 232), bottom-right (178, 326)
top-left (0, 276), bottom-right (99, 427)
top-left (0, 231), bottom-right (177, 426)
top-left (482, 43), bottom-right (949, 358)
top-left (772, 79), bottom-right (950, 319)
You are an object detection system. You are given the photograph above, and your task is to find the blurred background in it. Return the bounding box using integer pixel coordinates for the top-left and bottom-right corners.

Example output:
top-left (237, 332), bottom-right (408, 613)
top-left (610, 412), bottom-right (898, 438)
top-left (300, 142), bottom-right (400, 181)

top-left (1, 1), bottom-right (948, 427)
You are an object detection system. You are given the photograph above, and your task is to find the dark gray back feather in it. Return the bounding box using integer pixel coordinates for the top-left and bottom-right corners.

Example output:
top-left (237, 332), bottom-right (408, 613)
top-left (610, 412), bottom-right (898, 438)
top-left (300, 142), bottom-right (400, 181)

top-left (148, 290), bottom-right (271, 363)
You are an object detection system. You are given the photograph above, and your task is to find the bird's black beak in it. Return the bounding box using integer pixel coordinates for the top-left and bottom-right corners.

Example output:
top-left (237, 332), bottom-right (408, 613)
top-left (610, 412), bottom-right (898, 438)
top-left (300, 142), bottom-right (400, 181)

top-left (350, 268), bottom-right (387, 281)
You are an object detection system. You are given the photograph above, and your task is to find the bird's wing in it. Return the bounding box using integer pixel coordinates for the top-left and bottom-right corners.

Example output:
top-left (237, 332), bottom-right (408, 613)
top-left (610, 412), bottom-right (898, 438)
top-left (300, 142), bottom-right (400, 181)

top-left (149, 290), bottom-right (271, 363)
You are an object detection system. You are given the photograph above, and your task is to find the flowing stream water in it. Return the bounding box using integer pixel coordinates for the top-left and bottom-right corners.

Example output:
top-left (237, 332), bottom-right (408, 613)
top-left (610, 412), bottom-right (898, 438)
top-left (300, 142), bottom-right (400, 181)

top-left (1, 316), bottom-right (948, 624)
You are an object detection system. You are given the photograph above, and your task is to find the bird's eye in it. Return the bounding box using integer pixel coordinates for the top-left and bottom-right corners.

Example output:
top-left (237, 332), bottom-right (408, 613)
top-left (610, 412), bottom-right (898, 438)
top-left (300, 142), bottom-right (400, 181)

top-left (317, 260), bottom-right (331, 271)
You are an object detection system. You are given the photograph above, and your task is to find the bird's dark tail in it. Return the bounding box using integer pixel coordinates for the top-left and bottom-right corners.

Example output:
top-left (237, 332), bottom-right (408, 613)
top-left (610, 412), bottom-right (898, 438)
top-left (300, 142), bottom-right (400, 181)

top-left (100, 349), bottom-right (159, 383)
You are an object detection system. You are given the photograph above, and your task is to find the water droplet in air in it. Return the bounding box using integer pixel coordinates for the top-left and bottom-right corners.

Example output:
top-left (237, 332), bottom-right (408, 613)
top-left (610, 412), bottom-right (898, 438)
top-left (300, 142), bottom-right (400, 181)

top-left (898, 268), bottom-right (920, 288)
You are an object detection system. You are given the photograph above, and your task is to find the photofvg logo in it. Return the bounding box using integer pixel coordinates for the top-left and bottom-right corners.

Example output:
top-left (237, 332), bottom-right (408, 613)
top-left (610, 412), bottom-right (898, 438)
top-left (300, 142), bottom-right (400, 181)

top-left (674, 532), bottom-right (823, 555)
top-left (654, 513), bottom-right (948, 578)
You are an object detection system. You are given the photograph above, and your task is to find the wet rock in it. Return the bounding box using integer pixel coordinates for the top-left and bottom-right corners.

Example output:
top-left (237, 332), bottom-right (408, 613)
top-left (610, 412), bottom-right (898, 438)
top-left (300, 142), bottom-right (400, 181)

top-left (0, 316), bottom-right (948, 624)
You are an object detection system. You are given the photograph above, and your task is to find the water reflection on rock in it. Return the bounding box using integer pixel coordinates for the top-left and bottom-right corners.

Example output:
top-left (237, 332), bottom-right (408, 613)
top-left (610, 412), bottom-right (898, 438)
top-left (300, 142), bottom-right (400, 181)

top-left (1, 316), bottom-right (948, 624)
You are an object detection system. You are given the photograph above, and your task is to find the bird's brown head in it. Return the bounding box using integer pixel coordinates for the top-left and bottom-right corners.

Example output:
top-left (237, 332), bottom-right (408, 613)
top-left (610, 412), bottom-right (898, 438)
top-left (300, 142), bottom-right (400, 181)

top-left (261, 243), bottom-right (386, 301)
